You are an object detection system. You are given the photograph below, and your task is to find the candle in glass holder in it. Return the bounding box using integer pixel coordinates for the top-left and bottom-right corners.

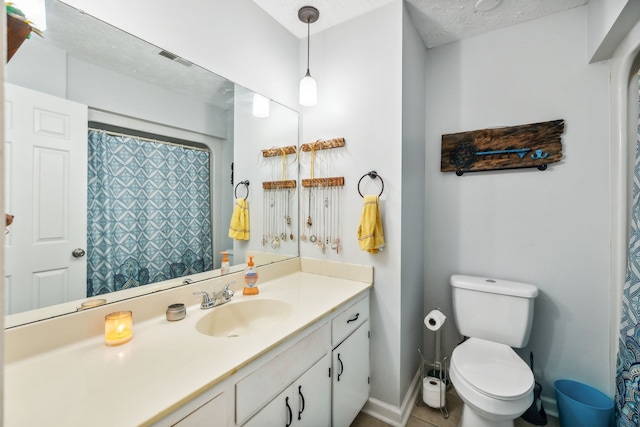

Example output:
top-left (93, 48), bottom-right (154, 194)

top-left (104, 311), bottom-right (133, 346)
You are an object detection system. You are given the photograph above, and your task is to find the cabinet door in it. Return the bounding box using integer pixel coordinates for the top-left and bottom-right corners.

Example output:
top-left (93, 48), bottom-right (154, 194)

top-left (244, 355), bottom-right (330, 427)
top-left (295, 353), bottom-right (331, 427)
top-left (243, 386), bottom-right (292, 427)
top-left (332, 321), bottom-right (370, 427)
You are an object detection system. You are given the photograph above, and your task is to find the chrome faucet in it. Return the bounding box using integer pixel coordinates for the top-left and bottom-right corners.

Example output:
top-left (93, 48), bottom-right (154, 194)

top-left (193, 280), bottom-right (236, 309)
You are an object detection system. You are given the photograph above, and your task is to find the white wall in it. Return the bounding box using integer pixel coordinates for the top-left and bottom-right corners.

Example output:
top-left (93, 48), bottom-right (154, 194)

top-left (301, 1), bottom-right (426, 420)
top-left (400, 5), bottom-right (427, 402)
top-left (424, 6), bottom-right (612, 406)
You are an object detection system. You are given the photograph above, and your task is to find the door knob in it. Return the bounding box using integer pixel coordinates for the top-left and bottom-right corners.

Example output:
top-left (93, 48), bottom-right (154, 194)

top-left (72, 248), bottom-right (86, 258)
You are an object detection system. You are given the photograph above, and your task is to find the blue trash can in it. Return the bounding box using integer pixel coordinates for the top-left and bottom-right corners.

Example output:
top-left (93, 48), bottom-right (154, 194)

top-left (554, 379), bottom-right (613, 427)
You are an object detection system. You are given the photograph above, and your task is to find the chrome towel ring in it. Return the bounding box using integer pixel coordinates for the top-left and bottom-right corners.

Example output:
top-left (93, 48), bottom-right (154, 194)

top-left (234, 180), bottom-right (250, 200)
top-left (357, 171), bottom-right (384, 198)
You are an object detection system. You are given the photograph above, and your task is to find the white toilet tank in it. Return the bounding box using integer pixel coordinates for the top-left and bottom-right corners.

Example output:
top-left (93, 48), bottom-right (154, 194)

top-left (450, 275), bottom-right (538, 348)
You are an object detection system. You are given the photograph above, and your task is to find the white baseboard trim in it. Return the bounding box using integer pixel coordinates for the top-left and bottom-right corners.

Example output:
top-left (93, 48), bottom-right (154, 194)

top-left (540, 395), bottom-right (558, 418)
top-left (361, 369), bottom-right (422, 427)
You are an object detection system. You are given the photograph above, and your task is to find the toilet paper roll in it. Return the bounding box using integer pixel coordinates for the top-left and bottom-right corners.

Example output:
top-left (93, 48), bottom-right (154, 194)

top-left (424, 309), bottom-right (446, 331)
top-left (423, 377), bottom-right (446, 408)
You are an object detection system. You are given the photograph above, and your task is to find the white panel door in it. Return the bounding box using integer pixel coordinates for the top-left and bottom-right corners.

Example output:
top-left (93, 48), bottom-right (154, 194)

top-left (4, 83), bottom-right (88, 314)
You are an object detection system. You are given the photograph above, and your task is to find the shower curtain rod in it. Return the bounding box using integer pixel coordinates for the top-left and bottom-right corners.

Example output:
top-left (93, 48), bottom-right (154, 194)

top-left (88, 127), bottom-right (210, 152)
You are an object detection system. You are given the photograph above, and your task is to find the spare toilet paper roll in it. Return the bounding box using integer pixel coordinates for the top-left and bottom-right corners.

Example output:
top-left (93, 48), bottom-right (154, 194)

top-left (424, 309), bottom-right (446, 331)
top-left (423, 377), bottom-right (446, 408)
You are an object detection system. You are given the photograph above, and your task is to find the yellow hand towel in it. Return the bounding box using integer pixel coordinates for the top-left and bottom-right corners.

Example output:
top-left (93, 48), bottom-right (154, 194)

top-left (228, 198), bottom-right (250, 240)
top-left (358, 195), bottom-right (385, 253)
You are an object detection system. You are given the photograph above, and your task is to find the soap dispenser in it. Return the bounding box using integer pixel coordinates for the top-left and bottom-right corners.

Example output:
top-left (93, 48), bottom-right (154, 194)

top-left (220, 251), bottom-right (230, 275)
top-left (243, 256), bottom-right (259, 295)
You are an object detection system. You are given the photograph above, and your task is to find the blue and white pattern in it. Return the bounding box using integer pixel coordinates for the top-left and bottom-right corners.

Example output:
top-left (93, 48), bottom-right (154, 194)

top-left (617, 72), bottom-right (640, 426)
top-left (86, 130), bottom-right (213, 297)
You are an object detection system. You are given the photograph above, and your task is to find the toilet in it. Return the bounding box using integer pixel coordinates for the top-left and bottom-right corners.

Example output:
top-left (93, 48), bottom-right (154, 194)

top-left (449, 275), bottom-right (539, 427)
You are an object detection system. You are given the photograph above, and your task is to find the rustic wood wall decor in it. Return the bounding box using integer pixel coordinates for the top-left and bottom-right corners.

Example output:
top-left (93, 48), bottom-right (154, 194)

top-left (441, 119), bottom-right (564, 176)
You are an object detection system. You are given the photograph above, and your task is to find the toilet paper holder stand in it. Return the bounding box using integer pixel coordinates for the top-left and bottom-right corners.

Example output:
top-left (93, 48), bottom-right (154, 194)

top-left (418, 348), bottom-right (449, 419)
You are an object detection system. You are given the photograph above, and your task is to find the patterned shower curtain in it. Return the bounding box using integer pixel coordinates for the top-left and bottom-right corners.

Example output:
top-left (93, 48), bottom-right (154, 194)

top-left (616, 72), bottom-right (640, 426)
top-left (86, 130), bottom-right (213, 297)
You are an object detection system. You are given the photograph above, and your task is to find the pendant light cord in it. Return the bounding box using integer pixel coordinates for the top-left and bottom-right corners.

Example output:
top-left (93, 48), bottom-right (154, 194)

top-left (306, 19), bottom-right (311, 73)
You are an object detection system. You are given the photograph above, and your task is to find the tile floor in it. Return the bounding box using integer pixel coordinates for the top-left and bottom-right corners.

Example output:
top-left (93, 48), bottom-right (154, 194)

top-left (351, 387), bottom-right (560, 427)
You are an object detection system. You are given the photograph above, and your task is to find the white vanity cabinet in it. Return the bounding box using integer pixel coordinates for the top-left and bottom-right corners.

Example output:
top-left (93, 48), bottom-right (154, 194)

top-left (331, 296), bottom-right (371, 427)
top-left (159, 291), bottom-right (370, 427)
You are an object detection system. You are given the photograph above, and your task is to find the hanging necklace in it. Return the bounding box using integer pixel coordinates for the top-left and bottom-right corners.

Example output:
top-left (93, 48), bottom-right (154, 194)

top-left (300, 188), bottom-right (308, 242)
top-left (287, 189), bottom-right (294, 241)
top-left (280, 188), bottom-right (286, 242)
top-left (271, 191), bottom-right (280, 249)
top-left (262, 190), bottom-right (268, 246)
top-left (309, 186), bottom-right (317, 243)
top-left (334, 186), bottom-right (341, 253)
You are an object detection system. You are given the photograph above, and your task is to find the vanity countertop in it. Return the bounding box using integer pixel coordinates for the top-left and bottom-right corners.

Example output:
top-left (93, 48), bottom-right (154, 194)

top-left (5, 266), bottom-right (372, 427)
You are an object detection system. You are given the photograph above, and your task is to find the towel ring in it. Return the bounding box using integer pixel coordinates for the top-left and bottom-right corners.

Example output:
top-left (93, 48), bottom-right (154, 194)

top-left (357, 171), bottom-right (384, 198)
top-left (235, 180), bottom-right (250, 200)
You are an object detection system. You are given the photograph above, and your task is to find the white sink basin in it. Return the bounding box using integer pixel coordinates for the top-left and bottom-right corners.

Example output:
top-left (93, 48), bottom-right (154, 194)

top-left (195, 299), bottom-right (293, 338)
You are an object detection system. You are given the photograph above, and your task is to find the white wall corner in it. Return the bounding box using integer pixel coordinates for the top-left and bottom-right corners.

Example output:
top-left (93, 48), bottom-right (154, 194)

top-left (588, 0), bottom-right (640, 63)
top-left (361, 368), bottom-right (421, 426)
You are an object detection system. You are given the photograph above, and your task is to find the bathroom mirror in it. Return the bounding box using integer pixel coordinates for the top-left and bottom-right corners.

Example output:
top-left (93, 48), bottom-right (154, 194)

top-left (3, 0), bottom-right (299, 327)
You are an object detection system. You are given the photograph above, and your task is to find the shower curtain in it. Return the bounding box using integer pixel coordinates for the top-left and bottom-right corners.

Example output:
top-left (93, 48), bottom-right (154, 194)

top-left (86, 130), bottom-right (213, 297)
top-left (616, 73), bottom-right (640, 426)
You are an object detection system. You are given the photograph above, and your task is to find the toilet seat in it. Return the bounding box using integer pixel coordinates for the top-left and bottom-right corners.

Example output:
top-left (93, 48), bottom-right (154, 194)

top-left (452, 338), bottom-right (534, 400)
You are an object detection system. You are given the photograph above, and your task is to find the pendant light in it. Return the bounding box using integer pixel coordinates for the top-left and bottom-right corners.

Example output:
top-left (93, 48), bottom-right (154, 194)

top-left (298, 6), bottom-right (319, 106)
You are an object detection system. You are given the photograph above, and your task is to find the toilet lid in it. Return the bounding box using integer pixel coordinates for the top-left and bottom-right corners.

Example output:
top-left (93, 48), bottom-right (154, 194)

top-left (452, 338), bottom-right (534, 399)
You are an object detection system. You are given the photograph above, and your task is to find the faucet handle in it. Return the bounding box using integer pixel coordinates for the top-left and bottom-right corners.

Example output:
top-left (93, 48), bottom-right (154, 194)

top-left (220, 280), bottom-right (236, 301)
top-left (193, 290), bottom-right (215, 309)
top-left (222, 280), bottom-right (236, 291)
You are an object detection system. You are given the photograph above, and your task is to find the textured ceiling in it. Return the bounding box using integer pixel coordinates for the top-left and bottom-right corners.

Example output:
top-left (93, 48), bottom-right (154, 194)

top-left (40, 0), bottom-right (233, 109)
top-left (252, 0), bottom-right (589, 48)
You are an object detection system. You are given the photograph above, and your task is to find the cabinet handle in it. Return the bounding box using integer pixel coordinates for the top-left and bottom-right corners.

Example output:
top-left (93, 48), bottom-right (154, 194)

top-left (298, 385), bottom-right (305, 420)
top-left (285, 396), bottom-right (293, 427)
top-left (346, 313), bottom-right (359, 323)
top-left (337, 353), bottom-right (344, 382)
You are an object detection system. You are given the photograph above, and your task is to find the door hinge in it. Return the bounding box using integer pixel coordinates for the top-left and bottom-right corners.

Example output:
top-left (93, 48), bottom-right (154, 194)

top-left (329, 367), bottom-right (331, 378)
top-left (368, 376), bottom-right (370, 384)
top-left (368, 330), bottom-right (370, 339)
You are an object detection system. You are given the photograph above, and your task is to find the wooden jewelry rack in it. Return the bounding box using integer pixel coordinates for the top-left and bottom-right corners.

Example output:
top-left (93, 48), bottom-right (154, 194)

top-left (300, 138), bottom-right (345, 153)
top-left (261, 145), bottom-right (297, 157)
top-left (300, 137), bottom-right (346, 188)
top-left (262, 180), bottom-right (297, 189)
top-left (302, 177), bottom-right (344, 188)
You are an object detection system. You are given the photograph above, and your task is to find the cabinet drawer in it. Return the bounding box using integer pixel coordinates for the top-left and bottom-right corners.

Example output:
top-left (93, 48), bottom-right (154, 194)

top-left (332, 294), bottom-right (369, 347)
top-left (235, 324), bottom-right (330, 424)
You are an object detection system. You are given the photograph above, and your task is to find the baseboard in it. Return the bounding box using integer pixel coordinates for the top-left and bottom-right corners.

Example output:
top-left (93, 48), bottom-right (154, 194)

top-left (361, 369), bottom-right (422, 427)
top-left (541, 395), bottom-right (558, 418)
